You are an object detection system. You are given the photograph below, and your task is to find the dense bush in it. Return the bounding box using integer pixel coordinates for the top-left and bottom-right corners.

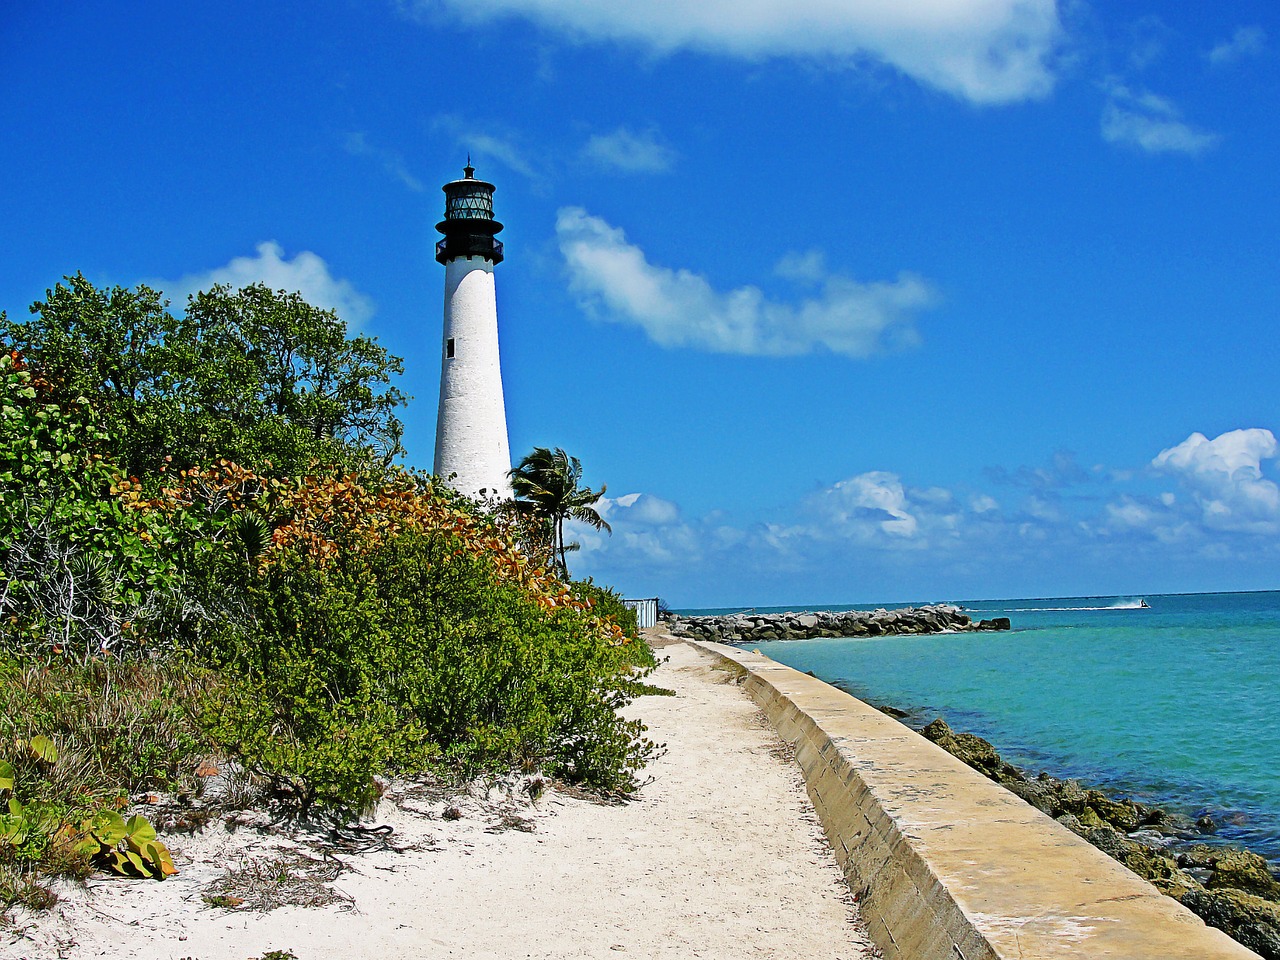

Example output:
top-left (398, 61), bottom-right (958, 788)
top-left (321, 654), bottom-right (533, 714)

top-left (1, 279), bottom-right (656, 910)
top-left (170, 466), bottom-right (656, 812)
top-left (572, 579), bottom-right (641, 641)
top-left (0, 350), bottom-right (194, 660)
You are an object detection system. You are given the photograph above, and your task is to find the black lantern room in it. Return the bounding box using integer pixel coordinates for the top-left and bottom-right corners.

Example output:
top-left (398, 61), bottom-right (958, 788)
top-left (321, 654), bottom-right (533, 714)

top-left (435, 162), bottom-right (504, 265)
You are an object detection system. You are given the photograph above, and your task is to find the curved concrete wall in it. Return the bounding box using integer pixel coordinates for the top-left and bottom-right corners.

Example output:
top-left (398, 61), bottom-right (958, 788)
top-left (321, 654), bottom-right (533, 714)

top-left (689, 639), bottom-right (1260, 960)
top-left (433, 256), bottom-right (512, 500)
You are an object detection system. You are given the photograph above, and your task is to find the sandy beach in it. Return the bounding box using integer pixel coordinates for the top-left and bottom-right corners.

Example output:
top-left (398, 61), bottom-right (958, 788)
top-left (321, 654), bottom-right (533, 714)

top-left (4, 639), bottom-right (874, 960)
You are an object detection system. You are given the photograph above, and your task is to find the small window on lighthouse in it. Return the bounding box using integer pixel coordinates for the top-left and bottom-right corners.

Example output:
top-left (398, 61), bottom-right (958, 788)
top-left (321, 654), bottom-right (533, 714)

top-left (445, 338), bottom-right (455, 359)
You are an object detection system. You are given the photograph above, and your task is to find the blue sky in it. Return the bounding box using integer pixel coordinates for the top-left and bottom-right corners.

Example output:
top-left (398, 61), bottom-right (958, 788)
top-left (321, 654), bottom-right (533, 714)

top-left (2, 1), bottom-right (1277, 606)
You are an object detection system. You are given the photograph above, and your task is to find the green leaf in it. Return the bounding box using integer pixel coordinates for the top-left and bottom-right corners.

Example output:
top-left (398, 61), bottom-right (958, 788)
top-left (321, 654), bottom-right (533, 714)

top-left (123, 848), bottom-right (152, 877)
top-left (1, 819), bottom-right (28, 845)
top-left (0, 760), bottom-right (14, 793)
top-left (124, 813), bottom-right (156, 843)
top-left (28, 734), bottom-right (58, 764)
top-left (91, 809), bottom-right (128, 845)
top-left (144, 840), bottom-right (178, 879)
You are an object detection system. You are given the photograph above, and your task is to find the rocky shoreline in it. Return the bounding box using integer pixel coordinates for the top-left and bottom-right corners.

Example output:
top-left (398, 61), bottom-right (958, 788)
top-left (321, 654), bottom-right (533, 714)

top-left (667, 605), bottom-right (1010, 643)
top-left (920, 717), bottom-right (1280, 958)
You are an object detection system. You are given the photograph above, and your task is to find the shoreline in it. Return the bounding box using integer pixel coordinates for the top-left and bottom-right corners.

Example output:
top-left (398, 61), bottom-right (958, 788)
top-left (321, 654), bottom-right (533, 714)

top-left (829, 678), bottom-right (1271, 856)
top-left (900, 706), bottom-right (1280, 957)
top-left (693, 635), bottom-right (1263, 960)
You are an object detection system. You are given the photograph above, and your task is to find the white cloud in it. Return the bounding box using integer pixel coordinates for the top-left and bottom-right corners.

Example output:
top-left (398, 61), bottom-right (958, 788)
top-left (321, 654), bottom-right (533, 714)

top-left (556, 208), bottom-right (934, 358)
top-left (569, 430), bottom-right (1280, 603)
top-left (1105, 497), bottom-right (1153, 529)
top-left (1152, 429), bottom-right (1280, 533)
top-left (971, 494), bottom-right (1000, 514)
top-left (810, 472), bottom-right (922, 539)
top-left (583, 127), bottom-right (677, 174)
top-left (572, 492), bottom-right (695, 566)
top-left (601, 492), bottom-right (682, 526)
top-left (163, 242), bottom-right (375, 330)
top-left (344, 132), bottom-right (425, 192)
top-left (1208, 26), bottom-right (1266, 65)
top-left (411, 0), bottom-right (1063, 105)
top-left (1101, 82), bottom-right (1220, 155)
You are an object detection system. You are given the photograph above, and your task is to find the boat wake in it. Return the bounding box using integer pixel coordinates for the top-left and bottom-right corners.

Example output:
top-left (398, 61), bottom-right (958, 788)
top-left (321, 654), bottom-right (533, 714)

top-left (971, 600), bottom-right (1150, 613)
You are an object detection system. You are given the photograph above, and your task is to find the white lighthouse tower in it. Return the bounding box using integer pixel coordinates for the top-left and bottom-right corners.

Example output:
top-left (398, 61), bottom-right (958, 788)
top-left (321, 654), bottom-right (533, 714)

top-left (432, 162), bottom-right (513, 500)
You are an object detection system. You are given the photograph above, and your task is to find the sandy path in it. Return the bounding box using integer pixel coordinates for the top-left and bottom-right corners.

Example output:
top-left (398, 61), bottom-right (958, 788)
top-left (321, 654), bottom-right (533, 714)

top-left (5, 641), bottom-right (874, 960)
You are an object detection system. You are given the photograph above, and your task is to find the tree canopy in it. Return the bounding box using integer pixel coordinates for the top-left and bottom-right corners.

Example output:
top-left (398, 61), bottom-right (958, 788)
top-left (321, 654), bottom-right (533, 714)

top-left (1, 274), bottom-right (407, 478)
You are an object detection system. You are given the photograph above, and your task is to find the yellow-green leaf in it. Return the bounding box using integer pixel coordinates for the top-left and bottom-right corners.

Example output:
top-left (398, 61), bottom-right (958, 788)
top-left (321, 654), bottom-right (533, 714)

top-left (28, 734), bottom-right (58, 764)
top-left (124, 814), bottom-right (156, 843)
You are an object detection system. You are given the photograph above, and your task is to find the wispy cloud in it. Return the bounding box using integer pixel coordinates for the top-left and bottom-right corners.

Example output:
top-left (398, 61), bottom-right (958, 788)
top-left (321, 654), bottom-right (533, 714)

top-left (160, 242), bottom-right (375, 330)
top-left (408, 0), bottom-right (1064, 105)
top-left (985, 450), bottom-right (1093, 490)
top-left (582, 127), bottom-right (677, 174)
top-left (432, 115), bottom-right (542, 181)
top-left (556, 208), bottom-right (934, 359)
top-left (344, 132), bottom-right (425, 192)
top-left (1207, 26), bottom-right (1266, 66)
top-left (1100, 82), bottom-right (1220, 155)
top-left (1126, 15), bottom-right (1170, 71)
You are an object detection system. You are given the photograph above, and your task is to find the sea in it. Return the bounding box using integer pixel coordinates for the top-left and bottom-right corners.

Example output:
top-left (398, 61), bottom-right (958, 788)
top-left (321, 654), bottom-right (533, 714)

top-left (677, 590), bottom-right (1280, 862)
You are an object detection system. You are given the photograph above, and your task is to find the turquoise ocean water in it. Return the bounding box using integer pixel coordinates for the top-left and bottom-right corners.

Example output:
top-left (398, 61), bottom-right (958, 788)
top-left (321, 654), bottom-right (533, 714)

top-left (678, 591), bottom-right (1280, 861)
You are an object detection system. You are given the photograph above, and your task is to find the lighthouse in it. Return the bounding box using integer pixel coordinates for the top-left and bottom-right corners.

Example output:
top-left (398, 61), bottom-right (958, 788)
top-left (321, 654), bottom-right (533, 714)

top-left (432, 162), bottom-right (513, 500)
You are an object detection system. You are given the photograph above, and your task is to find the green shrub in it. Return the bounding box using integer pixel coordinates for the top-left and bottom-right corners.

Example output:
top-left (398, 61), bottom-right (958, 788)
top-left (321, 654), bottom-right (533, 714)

top-left (571, 578), bottom-right (644, 648)
top-left (201, 526), bottom-right (656, 815)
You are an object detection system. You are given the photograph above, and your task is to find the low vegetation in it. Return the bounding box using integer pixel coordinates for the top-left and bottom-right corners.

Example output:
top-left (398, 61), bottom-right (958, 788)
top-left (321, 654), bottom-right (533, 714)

top-left (0, 278), bottom-right (654, 914)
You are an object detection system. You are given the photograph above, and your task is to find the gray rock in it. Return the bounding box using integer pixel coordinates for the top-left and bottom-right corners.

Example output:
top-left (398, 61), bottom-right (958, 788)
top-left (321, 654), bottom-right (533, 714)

top-left (1182, 888), bottom-right (1280, 960)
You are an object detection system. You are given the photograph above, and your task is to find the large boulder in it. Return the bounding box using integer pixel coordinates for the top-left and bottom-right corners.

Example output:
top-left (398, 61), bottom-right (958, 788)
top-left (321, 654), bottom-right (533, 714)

top-left (1087, 792), bottom-right (1146, 832)
top-left (1007, 778), bottom-right (1057, 816)
top-left (1182, 888), bottom-right (1280, 960)
top-left (1055, 779), bottom-right (1090, 816)
top-left (1208, 850), bottom-right (1280, 901)
top-left (921, 719), bottom-right (1004, 779)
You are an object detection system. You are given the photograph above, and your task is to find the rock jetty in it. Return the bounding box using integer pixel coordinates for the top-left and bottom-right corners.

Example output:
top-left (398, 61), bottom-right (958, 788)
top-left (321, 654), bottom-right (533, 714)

top-left (668, 605), bottom-right (1009, 644)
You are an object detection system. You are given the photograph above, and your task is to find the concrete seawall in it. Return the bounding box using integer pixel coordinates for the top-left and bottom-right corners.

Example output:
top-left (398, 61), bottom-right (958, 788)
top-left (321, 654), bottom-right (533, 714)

top-left (688, 639), bottom-right (1260, 960)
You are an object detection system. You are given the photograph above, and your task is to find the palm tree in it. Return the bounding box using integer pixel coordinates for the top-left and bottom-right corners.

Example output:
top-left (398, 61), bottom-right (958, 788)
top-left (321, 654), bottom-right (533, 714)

top-left (508, 447), bottom-right (611, 578)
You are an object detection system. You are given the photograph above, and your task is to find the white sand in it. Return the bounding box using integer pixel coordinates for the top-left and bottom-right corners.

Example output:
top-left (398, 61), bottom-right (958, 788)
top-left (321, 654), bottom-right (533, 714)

top-left (4, 641), bottom-right (874, 960)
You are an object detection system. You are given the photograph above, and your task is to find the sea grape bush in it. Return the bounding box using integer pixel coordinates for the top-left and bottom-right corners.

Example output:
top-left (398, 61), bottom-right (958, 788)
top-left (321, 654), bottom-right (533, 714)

top-left (0, 729), bottom-right (179, 907)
